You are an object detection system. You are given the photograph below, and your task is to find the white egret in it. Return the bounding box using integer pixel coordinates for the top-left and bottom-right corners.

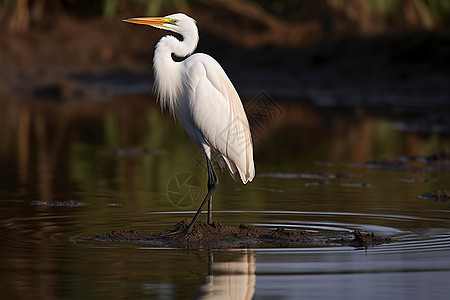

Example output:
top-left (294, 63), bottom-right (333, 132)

top-left (123, 13), bottom-right (255, 233)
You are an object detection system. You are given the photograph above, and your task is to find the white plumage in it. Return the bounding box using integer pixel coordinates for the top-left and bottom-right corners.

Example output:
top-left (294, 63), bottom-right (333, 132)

top-left (124, 13), bottom-right (255, 231)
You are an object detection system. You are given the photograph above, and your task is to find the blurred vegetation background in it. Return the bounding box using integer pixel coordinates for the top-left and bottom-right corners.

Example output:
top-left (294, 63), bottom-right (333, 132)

top-left (1, 1), bottom-right (449, 102)
top-left (1, 0), bottom-right (449, 40)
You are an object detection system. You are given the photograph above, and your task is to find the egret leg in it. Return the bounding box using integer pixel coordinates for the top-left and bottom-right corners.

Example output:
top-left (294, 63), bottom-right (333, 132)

top-left (186, 157), bottom-right (218, 233)
top-left (207, 196), bottom-right (212, 225)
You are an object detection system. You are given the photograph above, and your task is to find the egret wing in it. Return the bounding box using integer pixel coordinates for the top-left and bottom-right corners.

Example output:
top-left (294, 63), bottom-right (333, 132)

top-left (185, 55), bottom-right (255, 183)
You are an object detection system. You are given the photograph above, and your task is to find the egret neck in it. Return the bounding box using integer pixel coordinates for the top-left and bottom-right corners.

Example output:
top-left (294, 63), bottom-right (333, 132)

top-left (153, 28), bottom-right (199, 115)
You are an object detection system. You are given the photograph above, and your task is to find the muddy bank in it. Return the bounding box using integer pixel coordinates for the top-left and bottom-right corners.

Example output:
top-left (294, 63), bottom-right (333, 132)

top-left (419, 190), bottom-right (450, 202)
top-left (363, 148), bottom-right (450, 172)
top-left (96, 218), bottom-right (390, 249)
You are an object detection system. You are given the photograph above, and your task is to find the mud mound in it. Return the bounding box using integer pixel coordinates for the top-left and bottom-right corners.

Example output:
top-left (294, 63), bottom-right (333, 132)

top-left (96, 218), bottom-right (391, 249)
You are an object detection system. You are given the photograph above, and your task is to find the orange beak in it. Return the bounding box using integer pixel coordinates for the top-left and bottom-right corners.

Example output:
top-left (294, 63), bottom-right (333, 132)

top-left (122, 17), bottom-right (168, 27)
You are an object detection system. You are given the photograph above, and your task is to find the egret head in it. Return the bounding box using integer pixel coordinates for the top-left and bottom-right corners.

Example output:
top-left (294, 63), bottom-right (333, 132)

top-left (123, 13), bottom-right (197, 37)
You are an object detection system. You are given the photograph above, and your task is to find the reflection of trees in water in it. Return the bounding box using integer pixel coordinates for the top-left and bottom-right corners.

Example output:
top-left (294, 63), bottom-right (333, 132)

top-left (194, 250), bottom-right (255, 300)
top-left (0, 98), bottom-right (442, 205)
top-left (249, 101), bottom-right (435, 163)
top-left (0, 97), bottom-right (154, 203)
top-left (0, 97), bottom-right (161, 299)
top-left (0, 98), bottom-right (446, 298)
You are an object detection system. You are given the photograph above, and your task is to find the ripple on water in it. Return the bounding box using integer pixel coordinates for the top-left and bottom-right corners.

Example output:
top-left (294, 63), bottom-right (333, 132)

top-left (4, 208), bottom-right (450, 253)
top-left (60, 210), bottom-right (450, 255)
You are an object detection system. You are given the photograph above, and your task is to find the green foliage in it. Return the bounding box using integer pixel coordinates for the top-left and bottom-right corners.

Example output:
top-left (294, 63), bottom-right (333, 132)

top-left (0, 0), bottom-right (449, 31)
top-left (364, 0), bottom-right (450, 26)
top-left (102, 0), bottom-right (119, 19)
top-left (102, 0), bottom-right (189, 19)
top-left (367, 0), bottom-right (402, 17)
top-left (424, 0), bottom-right (450, 25)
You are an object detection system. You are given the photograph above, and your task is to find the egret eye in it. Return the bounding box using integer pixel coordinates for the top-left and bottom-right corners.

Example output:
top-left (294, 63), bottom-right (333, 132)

top-left (168, 19), bottom-right (178, 25)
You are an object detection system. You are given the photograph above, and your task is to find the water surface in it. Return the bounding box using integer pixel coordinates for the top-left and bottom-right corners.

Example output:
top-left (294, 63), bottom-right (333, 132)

top-left (1, 96), bottom-right (449, 299)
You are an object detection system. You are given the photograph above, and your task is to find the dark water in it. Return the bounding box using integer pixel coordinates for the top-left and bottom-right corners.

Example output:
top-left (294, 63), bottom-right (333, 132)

top-left (1, 96), bottom-right (450, 299)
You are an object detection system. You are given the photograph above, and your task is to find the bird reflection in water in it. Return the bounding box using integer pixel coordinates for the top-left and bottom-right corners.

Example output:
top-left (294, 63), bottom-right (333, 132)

top-left (194, 250), bottom-right (255, 300)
